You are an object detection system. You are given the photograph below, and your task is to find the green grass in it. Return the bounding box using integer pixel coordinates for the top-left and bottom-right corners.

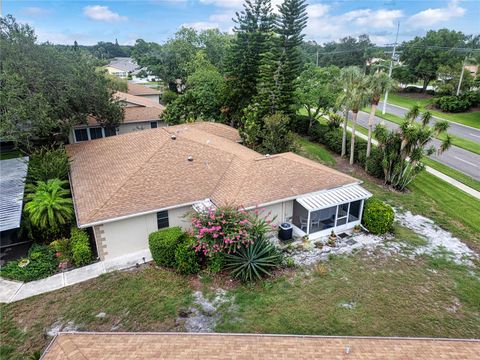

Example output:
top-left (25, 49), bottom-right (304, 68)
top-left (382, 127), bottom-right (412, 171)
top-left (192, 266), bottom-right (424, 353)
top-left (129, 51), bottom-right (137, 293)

top-left (295, 136), bottom-right (335, 166)
top-left (422, 158), bottom-right (480, 192)
top-left (0, 268), bottom-right (192, 359)
top-left (0, 150), bottom-right (22, 160)
top-left (373, 110), bottom-right (480, 155)
top-left (217, 254), bottom-right (480, 338)
top-left (384, 92), bottom-right (480, 129)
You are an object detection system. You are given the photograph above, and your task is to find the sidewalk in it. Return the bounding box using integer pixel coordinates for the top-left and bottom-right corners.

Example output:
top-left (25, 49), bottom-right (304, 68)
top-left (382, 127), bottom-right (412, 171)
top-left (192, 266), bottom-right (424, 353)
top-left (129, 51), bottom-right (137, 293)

top-left (0, 249), bottom-right (152, 303)
top-left (348, 126), bottom-right (480, 200)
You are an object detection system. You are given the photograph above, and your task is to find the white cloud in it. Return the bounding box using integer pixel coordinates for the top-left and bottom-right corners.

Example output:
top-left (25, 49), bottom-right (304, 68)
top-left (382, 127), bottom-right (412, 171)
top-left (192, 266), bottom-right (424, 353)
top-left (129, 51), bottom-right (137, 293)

top-left (307, 4), bottom-right (330, 19)
top-left (199, 0), bottom-right (243, 8)
top-left (23, 7), bottom-right (51, 16)
top-left (407, 0), bottom-right (465, 28)
top-left (181, 21), bottom-right (219, 31)
top-left (83, 5), bottom-right (127, 22)
top-left (352, 9), bottom-right (403, 28)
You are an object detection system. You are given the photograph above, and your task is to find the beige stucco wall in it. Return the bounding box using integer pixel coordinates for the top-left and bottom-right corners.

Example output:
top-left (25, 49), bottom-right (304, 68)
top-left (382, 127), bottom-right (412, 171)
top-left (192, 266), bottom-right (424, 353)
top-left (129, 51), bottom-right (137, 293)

top-left (138, 94), bottom-right (160, 103)
top-left (98, 205), bottom-right (192, 259)
top-left (262, 200), bottom-right (293, 225)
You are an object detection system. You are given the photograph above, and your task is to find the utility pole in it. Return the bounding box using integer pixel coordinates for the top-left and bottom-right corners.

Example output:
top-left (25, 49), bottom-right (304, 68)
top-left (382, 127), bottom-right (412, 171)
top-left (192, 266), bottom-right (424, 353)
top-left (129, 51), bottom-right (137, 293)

top-left (382, 21), bottom-right (400, 115)
top-left (316, 49), bottom-right (319, 67)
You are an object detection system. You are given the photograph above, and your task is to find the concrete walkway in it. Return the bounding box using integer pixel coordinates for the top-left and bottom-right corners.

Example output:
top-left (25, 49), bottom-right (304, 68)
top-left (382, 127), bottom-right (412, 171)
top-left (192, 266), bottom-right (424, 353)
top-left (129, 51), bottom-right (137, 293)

top-left (347, 126), bottom-right (480, 200)
top-left (0, 249), bottom-right (152, 303)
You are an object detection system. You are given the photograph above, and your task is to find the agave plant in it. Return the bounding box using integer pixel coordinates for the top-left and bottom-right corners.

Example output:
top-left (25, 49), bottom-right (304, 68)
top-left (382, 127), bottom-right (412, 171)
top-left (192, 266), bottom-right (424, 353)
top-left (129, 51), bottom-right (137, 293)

top-left (224, 236), bottom-right (280, 282)
top-left (24, 179), bottom-right (74, 230)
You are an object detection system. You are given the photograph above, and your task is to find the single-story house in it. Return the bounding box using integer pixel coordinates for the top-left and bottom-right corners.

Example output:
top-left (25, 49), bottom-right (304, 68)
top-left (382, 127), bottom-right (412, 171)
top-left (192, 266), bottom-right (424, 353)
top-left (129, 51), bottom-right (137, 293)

top-left (0, 157), bottom-right (29, 264)
top-left (127, 82), bottom-right (160, 103)
top-left (104, 57), bottom-right (139, 78)
top-left (66, 123), bottom-right (371, 261)
top-left (69, 91), bottom-right (165, 143)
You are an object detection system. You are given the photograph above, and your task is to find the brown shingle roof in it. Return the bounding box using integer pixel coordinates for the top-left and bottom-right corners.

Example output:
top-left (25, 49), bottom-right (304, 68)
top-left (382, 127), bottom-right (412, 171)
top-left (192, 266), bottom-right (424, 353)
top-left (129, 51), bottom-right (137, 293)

top-left (127, 82), bottom-right (160, 96)
top-left (42, 333), bottom-right (480, 360)
top-left (66, 123), bottom-right (356, 226)
top-left (114, 91), bottom-right (163, 109)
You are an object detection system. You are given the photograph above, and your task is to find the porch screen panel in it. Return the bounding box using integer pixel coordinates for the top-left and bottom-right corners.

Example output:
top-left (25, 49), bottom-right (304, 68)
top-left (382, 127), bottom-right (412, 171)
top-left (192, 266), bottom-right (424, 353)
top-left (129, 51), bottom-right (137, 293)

top-left (293, 200), bottom-right (309, 232)
top-left (348, 200), bottom-right (362, 222)
top-left (310, 206), bottom-right (337, 232)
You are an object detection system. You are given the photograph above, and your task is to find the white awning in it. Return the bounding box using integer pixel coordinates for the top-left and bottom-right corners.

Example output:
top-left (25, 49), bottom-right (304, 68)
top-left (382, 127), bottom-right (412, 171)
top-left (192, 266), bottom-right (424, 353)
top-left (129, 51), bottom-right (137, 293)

top-left (296, 184), bottom-right (372, 212)
top-left (192, 198), bottom-right (216, 213)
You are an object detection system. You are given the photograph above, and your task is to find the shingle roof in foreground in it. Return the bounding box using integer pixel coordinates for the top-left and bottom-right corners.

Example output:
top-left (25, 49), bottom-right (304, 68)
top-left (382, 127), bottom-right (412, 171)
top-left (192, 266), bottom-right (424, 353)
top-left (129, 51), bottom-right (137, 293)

top-left (0, 157), bottom-right (28, 232)
top-left (66, 123), bottom-right (357, 227)
top-left (42, 332), bottom-right (480, 360)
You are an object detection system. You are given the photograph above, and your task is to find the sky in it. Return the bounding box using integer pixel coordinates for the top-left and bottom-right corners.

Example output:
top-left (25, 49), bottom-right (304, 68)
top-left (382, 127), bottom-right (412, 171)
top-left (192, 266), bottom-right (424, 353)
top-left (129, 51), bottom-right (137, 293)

top-left (2, 0), bottom-right (479, 46)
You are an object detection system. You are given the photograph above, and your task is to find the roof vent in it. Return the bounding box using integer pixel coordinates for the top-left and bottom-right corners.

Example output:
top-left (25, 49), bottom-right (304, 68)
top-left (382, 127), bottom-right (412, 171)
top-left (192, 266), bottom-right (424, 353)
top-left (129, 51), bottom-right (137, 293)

top-left (187, 155), bottom-right (193, 162)
top-left (265, 154), bottom-right (270, 157)
top-left (171, 134), bottom-right (176, 140)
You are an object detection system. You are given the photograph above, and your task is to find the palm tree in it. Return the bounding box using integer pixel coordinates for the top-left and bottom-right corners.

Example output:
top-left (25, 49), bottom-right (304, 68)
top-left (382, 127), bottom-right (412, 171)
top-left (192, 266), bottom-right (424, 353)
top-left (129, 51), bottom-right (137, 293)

top-left (337, 67), bottom-right (360, 158)
top-left (24, 179), bottom-right (74, 230)
top-left (365, 72), bottom-right (395, 164)
top-left (337, 67), bottom-right (370, 164)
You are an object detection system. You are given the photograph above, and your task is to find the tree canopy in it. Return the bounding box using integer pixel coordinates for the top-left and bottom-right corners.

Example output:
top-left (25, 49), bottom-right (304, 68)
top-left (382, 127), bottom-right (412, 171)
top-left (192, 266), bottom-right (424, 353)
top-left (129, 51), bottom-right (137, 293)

top-left (0, 16), bottom-right (124, 148)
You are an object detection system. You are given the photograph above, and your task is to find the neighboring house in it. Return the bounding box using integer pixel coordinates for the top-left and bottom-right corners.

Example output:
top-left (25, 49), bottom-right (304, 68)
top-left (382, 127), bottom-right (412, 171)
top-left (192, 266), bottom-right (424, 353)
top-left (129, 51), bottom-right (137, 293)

top-left (464, 64), bottom-right (478, 78)
top-left (66, 123), bottom-right (371, 261)
top-left (104, 57), bottom-right (139, 78)
top-left (69, 91), bottom-right (165, 143)
top-left (0, 157), bottom-right (29, 264)
top-left (127, 82), bottom-right (160, 103)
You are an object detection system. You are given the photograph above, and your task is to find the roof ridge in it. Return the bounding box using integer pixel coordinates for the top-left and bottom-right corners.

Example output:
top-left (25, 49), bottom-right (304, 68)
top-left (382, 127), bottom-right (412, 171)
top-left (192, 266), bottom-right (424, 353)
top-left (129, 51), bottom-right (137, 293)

top-left (84, 129), bottom-right (171, 224)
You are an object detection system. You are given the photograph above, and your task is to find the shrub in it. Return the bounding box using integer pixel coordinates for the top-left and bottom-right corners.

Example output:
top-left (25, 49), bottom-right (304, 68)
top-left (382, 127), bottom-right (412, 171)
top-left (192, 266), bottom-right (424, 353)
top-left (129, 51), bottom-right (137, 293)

top-left (149, 227), bottom-right (184, 268)
top-left (224, 237), bottom-right (280, 282)
top-left (191, 206), bottom-right (274, 256)
top-left (175, 236), bottom-right (200, 275)
top-left (433, 94), bottom-right (472, 112)
top-left (290, 115), bottom-right (310, 135)
top-left (362, 197), bottom-right (394, 235)
top-left (26, 147), bottom-right (70, 184)
top-left (206, 252), bottom-right (224, 273)
top-left (0, 244), bottom-right (58, 282)
top-left (161, 89), bottom-right (178, 105)
top-left (70, 228), bottom-right (92, 266)
top-left (49, 238), bottom-right (72, 263)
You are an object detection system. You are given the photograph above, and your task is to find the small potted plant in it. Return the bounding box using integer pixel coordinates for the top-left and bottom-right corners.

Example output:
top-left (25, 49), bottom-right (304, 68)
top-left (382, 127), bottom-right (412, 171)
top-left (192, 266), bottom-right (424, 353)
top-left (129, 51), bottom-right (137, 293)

top-left (353, 224), bottom-right (361, 234)
top-left (327, 230), bottom-right (337, 247)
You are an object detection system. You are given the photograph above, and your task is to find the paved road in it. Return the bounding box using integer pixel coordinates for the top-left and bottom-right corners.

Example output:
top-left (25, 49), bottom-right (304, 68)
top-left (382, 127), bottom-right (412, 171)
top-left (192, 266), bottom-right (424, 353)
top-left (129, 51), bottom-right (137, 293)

top-left (354, 110), bottom-right (480, 181)
top-left (379, 101), bottom-right (480, 143)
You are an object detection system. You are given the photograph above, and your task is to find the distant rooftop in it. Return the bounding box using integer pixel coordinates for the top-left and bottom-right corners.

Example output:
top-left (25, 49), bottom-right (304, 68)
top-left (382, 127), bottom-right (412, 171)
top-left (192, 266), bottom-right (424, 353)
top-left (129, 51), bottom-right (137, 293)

top-left (107, 57), bottom-right (139, 73)
top-left (0, 157), bottom-right (28, 232)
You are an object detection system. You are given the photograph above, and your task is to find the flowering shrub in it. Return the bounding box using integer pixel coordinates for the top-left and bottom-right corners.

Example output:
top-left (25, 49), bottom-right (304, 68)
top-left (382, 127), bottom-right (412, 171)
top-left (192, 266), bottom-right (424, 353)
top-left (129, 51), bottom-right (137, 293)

top-left (190, 206), bottom-right (275, 256)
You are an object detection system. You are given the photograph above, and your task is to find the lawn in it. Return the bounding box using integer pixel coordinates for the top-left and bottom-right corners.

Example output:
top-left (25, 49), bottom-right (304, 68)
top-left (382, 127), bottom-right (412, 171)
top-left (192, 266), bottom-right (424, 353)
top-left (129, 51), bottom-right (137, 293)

top-left (0, 268), bottom-right (192, 359)
top-left (422, 158), bottom-right (480, 193)
top-left (373, 110), bottom-right (480, 155)
top-left (294, 136), bottom-right (335, 166)
top-left (384, 92), bottom-right (480, 129)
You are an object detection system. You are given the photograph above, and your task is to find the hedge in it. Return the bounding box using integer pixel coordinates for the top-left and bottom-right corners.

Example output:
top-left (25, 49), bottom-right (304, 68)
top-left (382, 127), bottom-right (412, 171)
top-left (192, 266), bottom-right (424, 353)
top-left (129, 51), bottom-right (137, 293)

top-left (149, 227), bottom-right (184, 268)
top-left (70, 228), bottom-right (92, 267)
top-left (362, 197), bottom-right (394, 235)
top-left (174, 236), bottom-right (200, 275)
top-left (0, 244), bottom-right (58, 282)
top-left (309, 122), bottom-right (384, 179)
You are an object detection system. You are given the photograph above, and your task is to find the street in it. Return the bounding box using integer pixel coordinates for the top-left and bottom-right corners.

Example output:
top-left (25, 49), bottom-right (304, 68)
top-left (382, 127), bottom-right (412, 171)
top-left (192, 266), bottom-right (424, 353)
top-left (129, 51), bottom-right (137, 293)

top-left (354, 109), bottom-right (480, 181)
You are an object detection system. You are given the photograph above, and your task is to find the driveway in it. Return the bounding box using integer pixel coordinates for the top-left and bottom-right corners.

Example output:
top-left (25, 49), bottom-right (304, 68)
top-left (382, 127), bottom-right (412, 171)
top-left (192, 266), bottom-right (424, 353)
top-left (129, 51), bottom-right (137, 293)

top-left (354, 110), bottom-right (480, 181)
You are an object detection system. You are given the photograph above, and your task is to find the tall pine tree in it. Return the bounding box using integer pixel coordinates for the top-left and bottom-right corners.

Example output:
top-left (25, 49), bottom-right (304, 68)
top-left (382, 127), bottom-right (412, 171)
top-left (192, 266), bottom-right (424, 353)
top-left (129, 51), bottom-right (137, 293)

top-left (274, 0), bottom-right (308, 117)
top-left (226, 0), bottom-right (274, 120)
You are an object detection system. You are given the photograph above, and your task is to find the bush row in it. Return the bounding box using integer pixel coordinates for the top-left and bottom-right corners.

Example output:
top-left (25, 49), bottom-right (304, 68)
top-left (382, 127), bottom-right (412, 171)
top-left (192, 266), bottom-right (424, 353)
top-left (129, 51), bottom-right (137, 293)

top-left (148, 227), bottom-right (200, 275)
top-left (433, 91), bottom-right (480, 113)
top-left (309, 122), bottom-right (384, 179)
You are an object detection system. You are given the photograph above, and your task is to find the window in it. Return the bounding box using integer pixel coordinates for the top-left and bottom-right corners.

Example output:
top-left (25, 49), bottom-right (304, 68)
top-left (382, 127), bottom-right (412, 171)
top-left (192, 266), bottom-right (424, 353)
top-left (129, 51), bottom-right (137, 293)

top-left (104, 127), bottom-right (117, 137)
top-left (150, 121), bottom-right (158, 129)
top-left (348, 200), bottom-right (362, 222)
top-left (89, 127), bottom-right (103, 140)
top-left (157, 210), bottom-right (169, 229)
top-left (74, 128), bottom-right (88, 142)
top-left (336, 203), bottom-right (349, 227)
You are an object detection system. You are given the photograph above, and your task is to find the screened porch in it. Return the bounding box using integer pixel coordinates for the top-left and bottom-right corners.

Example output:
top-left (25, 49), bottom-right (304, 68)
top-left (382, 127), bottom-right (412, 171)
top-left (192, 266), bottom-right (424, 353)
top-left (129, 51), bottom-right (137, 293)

top-left (292, 184), bottom-right (372, 238)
